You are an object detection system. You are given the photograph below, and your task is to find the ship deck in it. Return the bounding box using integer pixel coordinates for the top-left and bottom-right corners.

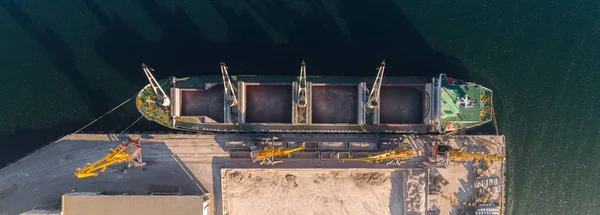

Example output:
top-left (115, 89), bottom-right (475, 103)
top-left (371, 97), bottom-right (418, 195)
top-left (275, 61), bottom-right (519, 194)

top-left (1, 133), bottom-right (506, 215)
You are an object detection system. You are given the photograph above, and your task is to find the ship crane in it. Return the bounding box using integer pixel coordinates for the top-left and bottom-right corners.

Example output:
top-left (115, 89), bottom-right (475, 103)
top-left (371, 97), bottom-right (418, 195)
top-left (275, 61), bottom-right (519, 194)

top-left (251, 143), bottom-right (305, 165)
top-left (367, 60), bottom-right (386, 109)
top-left (74, 138), bottom-right (146, 179)
top-left (297, 60), bottom-right (308, 107)
top-left (340, 146), bottom-right (415, 166)
top-left (142, 63), bottom-right (170, 107)
top-left (220, 62), bottom-right (238, 107)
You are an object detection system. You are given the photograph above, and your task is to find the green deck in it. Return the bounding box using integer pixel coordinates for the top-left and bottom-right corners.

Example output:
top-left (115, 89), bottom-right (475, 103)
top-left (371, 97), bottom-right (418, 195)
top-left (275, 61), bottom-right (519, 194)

top-left (136, 79), bottom-right (173, 127)
top-left (439, 75), bottom-right (492, 132)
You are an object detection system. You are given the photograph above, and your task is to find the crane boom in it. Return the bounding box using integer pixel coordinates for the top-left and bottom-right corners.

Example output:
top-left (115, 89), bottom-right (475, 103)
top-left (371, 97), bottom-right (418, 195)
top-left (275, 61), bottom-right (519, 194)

top-left (340, 146), bottom-right (415, 165)
top-left (74, 139), bottom-right (144, 178)
top-left (251, 143), bottom-right (305, 165)
top-left (435, 144), bottom-right (504, 165)
top-left (367, 60), bottom-right (386, 109)
top-left (142, 63), bottom-right (170, 106)
top-left (448, 149), bottom-right (504, 161)
top-left (297, 60), bottom-right (307, 107)
top-left (220, 62), bottom-right (238, 107)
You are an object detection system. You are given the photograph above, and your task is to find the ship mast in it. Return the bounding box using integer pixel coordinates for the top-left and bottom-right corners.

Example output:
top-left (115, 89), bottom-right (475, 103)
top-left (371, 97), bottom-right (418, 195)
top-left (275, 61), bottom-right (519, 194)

top-left (220, 62), bottom-right (238, 107)
top-left (297, 60), bottom-right (308, 107)
top-left (142, 63), bottom-right (170, 107)
top-left (367, 60), bottom-right (386, 109)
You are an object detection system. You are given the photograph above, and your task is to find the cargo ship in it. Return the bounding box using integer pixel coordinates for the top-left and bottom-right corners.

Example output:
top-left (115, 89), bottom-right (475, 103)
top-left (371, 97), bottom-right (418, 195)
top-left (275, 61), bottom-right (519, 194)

top-left (136, 61), bottom-right (493, 133)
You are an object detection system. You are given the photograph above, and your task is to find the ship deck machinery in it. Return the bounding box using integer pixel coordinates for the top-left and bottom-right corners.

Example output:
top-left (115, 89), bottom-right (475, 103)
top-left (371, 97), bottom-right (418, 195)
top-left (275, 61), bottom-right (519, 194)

top-left (136, 61), bottom-right (493, 133)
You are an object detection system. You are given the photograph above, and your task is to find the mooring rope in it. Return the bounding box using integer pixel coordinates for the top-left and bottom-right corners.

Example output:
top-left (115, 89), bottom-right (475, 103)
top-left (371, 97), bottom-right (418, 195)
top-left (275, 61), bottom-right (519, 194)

top-left (60, 95), bottom-right (136, 141)
top-left (491, 91), bottom-right (500, 136)
top-left (119, 115), bottom-right (144, 135)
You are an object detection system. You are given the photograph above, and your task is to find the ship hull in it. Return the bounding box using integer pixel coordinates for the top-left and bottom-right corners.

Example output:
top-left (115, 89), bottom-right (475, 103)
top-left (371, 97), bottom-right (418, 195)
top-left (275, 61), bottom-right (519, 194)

top-left (137, 74), bottom-right (492, 133)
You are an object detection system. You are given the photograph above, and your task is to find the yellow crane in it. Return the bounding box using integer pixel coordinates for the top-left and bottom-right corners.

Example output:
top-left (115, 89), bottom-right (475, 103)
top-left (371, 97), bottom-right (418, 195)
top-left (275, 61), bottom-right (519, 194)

top-left (478, 190), bottom-right (490, 203)
top-left (448, 149), bottom-right (504, 162)
top-left (74, 139), bottom-right (145, 178)
top-left (251, 143), bottom-right (305, 165)
top-left (340, 147), bottom-right (416, 165)
top-left (435, 144), bottom-right (504, 165)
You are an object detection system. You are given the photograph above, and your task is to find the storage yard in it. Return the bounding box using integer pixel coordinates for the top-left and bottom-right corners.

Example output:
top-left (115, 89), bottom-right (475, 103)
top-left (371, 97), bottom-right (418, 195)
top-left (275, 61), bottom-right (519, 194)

top-left (1, 133), bottom-right (505, 215)
top-left (221, 169), bottom-right (427, 215)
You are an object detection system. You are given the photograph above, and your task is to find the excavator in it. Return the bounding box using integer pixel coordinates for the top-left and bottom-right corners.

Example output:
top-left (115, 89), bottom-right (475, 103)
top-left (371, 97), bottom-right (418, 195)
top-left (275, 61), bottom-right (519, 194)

top-left (74, 138), bottom-right (146, 178)
top-left (340, 146), bottom-right (416, 165)
top-left (434, 144), bottom-right (504, 165)
top-left (251, 143), bottom-right (305, 165)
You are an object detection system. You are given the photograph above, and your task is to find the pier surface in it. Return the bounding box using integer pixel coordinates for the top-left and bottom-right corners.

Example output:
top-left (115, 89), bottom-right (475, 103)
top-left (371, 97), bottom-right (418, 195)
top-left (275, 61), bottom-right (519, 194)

top-left (0, 133), bottom-right (505, 215)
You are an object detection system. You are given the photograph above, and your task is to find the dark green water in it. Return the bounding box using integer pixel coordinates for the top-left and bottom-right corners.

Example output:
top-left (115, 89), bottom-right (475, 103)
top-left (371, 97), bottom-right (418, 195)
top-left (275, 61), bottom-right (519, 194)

top-left (1, 0), bottom-right (599, 214)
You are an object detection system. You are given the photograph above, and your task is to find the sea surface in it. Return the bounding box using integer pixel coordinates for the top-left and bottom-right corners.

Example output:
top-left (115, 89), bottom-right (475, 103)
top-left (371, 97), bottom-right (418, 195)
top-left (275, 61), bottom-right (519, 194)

top-left (1, 0), bottom-right (600, 214)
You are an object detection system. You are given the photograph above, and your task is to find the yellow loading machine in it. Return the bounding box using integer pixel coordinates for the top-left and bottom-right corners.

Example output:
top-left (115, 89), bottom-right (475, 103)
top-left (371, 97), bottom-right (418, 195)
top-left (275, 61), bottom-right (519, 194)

top-left (340, 146), bottom-right (416, 165)
top-left (434, 144), bottom-right (504, 165)
top-left (251, 143), bottom-right (305, 165)
top-left (74, 138), bottom-right (146, 178)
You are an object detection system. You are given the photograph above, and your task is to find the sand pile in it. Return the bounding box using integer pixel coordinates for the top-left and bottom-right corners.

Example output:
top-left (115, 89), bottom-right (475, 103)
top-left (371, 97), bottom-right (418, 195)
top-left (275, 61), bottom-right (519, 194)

top-left (222, 169), bottom-right (402, 215)
top-left (351, 172), bottom-right (389, 187)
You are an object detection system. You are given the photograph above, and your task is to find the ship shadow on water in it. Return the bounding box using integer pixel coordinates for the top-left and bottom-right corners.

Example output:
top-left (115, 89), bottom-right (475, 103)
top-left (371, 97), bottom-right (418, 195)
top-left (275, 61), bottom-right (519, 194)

top-left (84, 0), bottom-right (472, 80)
